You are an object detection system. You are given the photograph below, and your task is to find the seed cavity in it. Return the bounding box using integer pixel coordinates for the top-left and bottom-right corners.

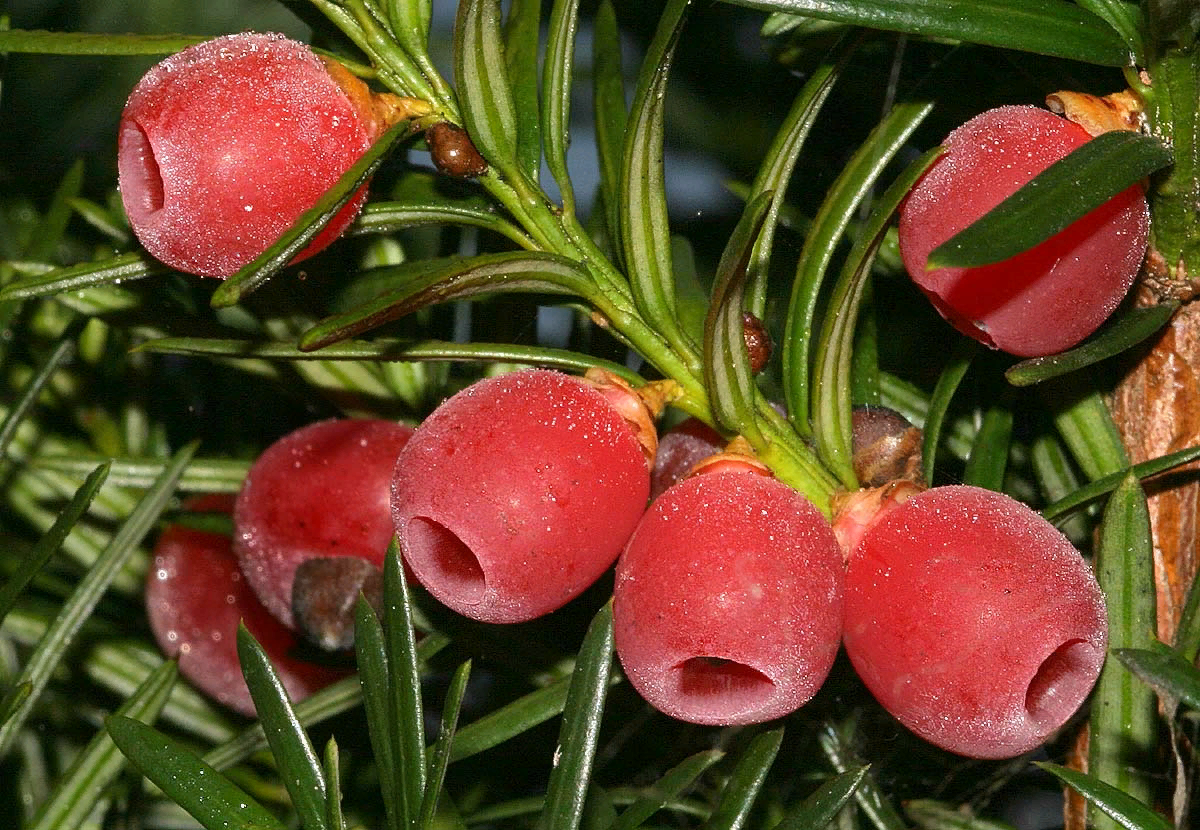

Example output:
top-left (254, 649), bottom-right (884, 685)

top-left (120, 121), bottom-right (165, 218)
top-left (673, 656), bottom-right (775, 715)
top-left (1024, 638), bottom-right (1096, 730)
top-left (406, 517), bottom-right (486, 604)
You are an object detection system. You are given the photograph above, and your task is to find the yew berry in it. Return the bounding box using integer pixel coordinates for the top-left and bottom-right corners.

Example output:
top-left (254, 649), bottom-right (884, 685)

top-left (842, 485), bottom-right (1108, 758)
top-left (146, 495), bottom-right (349, 717)
top-left (233, 418), bottom-right (414, 641)
top-left (118, 33), bottom-right (380, 277)
top-left (897, 105), bottom-right (1149, 357)
top-left (613, 467), bottom-right (844, 725)
top-left (391, 369), bottom-right (652, 624)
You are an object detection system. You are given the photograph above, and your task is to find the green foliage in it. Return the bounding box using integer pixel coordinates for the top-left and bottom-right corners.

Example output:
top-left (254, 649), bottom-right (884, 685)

top-left (927, 131), bottom-right (1173, 270)
top-left (1091, 476), bottom-right (1159, 830)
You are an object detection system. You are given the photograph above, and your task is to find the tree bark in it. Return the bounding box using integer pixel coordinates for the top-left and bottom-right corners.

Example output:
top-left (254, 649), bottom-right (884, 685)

top-left (1110, 299), bottom-right (1200, 642)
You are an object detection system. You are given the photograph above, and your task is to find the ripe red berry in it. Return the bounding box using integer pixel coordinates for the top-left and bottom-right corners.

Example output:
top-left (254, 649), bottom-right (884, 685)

top-left (233, 419), bottom-right (414, 637)
top-left (842, 485), bottom-right (1108, 758)
top-left (391, 369), bottom-right (651, 624)
top-left (118, 32), bottom-right (378, 277)
top-left (613, 468), bottom-right (844, 725)
top-left (897, 105), bottom-right (1149, 357)
top-left (146, 495), bottom-right (350, 716)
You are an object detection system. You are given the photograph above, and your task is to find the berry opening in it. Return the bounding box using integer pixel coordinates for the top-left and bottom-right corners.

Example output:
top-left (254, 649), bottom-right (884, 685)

top-left (1024, 638), bottom-right (1098, 730)
top-left (405, 517), bottom-right (486, 605)
top-left (672, 656), bottom-right (776, 717)
top-left (119, 121), bottom-right (165, 220)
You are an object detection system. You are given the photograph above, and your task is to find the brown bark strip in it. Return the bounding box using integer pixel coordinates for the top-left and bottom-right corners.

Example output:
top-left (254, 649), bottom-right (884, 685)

top-left (1063, 299), bottom-right (1200, 830)
top-left (1110, 298), bottom-right (1200, 643)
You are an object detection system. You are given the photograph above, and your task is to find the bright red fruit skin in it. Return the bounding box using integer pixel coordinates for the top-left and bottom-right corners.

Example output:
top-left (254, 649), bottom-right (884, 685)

top-left (897, 105), bottom-right (1149, 357)
top-left (613, 470), bottom-right (844, 725)
top-left (842, 485), bottom-right (1108, 759)
top-left (391, 369), bottom-right (650, 623)
top-left (118, 32), bottom-right (375, 277)
top-left (146, 496), bottom-right (349, 716)
top-left (233, 418), bottom-right (414, 630)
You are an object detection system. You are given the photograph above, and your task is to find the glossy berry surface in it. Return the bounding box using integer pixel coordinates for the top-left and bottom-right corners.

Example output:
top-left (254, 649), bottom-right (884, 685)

top-left (146, 496), bottom-right (350, 716)
top-left (233, 418), bottom-right (414, 631)
top-left (613, 470), bottom-right (844, 725)
top-left (118, 32), bottom-right (377, 277)
top-left (391, 369), bottom-right (650, 623)
top-left (842, 485), bottom-right (1108, 758)
top-left (897, 105), bottom-right (1149, 357)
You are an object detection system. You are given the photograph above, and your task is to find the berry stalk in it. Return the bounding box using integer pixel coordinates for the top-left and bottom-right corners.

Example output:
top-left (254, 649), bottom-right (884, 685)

top-left (1139, 46), bottom-right (1200, 290)
top-left (307, 0), bottom-right (842, 509)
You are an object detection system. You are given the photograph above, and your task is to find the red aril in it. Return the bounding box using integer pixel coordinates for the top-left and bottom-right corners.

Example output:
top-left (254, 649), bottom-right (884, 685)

top-left (146, 495), bottom-right (350, 716)
top-left (118, 33), bottom-right (380, 277)
top-left (391, 369), bottom-right (652, 623)
top-left (233, 418), bottom-right (414, 638)
top-left (897, 105), bottom-right (1149, 357)
top-left (613, 467), bottom-right (844, 725)
top-left (842, 484), bottom-right (1108, 758)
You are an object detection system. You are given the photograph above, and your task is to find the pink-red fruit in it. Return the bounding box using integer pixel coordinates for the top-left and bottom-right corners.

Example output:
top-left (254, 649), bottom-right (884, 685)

top-left (118, 33), bottom-right (377, 277)
top-left (842, 485), bottom-right (1108, 758)
top-left (146, 496), bottom-right (349, 716)
top-left (391, 369), bottom-right (650, 623)
top-left (614, 469), bottom-right (844, 725)
top-left (897, 105), bottom-right (1149, 357)
top-left (233, 418), bottom-right (414, 632)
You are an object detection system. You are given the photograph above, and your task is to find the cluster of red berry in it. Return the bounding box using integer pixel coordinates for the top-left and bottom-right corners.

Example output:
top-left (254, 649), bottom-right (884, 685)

top-left (127, 32), bottom-right (1131, 760)
top-left (148, 368), bottom-right (1107, 760)
top-left (147, 419), bottom-right (412, 715)
top-left (118, 34), bottom-right (1151, 363)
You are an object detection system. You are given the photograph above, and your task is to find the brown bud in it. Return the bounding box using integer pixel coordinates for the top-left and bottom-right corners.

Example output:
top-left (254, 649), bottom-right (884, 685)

top-left (851, 405), bottom-right (924, 488)
top-left (650, 417), bottom-right (726, 500)
top-left (427, 122), bottom-right (489, 178)
top-left (742, 312), bottom-right (772, 373)
top-left (292, 557), bottom-right (383, 651)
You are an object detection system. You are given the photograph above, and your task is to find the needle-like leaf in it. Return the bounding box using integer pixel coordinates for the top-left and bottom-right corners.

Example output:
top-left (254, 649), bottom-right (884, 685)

top-left (927, 131), bottom-right (1171, 270)
top-left (1037, 763), bottom-right (1171, 830)
top-left (107, 715), bottom-right (287, 830)
top-left (0, 442), bottom-right (195, 757)
top-left (237, 625), bottom-right (328, 830)
top-left (535, 603), bottom-right (615, 830)
top-left (720, 0), bottom-right (1131, 66)
top-left (28, 662), bottom-right (177, 830)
